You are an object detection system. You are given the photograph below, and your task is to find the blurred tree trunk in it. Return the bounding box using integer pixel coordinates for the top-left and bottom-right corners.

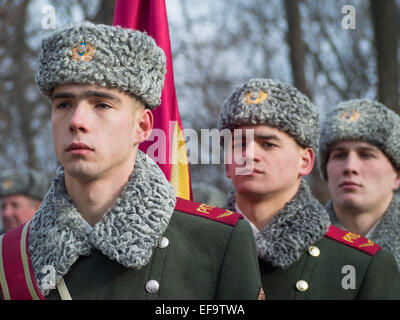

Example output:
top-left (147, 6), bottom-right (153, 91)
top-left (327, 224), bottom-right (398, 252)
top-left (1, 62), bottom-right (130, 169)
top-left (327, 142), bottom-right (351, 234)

top-left (1, 0), bottom-right (39, 170)
top-left (284, 0), bottom-right (311, 99)
top-left (14, 1), bottom-right (37, 170)
top-left (92, 0), bottom-right (116, 25)
top-left (284, 0), bottom-right (330, 204)
top-left (370, 0), bottom-right (399, 113)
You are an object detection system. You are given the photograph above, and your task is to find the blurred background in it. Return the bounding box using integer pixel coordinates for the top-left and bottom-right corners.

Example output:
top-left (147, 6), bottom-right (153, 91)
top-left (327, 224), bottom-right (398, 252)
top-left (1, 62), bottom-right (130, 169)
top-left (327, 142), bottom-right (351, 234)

top-left (0, 0), bottom-right (399, 208)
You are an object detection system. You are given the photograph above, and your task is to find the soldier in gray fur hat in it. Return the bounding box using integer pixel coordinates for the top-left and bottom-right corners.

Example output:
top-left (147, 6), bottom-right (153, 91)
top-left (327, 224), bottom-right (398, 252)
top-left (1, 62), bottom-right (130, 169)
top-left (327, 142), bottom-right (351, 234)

top-left (320, 99), bottom-right (400, 270)
top-left (0, 169), bottom-right (49, 233)
top-left (0, 23), bottom-right (262, 300)
top-left (220, 78), bottom-right (400, 299)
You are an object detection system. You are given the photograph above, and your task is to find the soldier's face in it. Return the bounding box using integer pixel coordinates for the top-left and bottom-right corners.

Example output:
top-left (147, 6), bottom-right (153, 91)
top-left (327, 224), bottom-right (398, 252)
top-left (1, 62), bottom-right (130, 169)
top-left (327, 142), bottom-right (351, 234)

top-left (326, 141), bottom-right (400, 213)
top-left (0, 195), bottom-right (40, 231)
top-left (225, 125), bottom-right (314, 200)
top-left (51, 84), bottom-right (153, 182)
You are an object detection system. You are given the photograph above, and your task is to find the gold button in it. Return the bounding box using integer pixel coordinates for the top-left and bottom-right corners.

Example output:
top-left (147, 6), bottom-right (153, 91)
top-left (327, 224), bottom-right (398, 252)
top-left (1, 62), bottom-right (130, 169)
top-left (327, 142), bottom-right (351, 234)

top-left (296, 280), bottom-right (309, 292)
top-left (308, 246), bottom-right (320, 257)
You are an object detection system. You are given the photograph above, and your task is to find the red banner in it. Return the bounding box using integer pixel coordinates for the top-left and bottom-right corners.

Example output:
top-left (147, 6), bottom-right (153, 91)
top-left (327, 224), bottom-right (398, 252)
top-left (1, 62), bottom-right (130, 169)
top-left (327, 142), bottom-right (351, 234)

top-left (113, 0), bottom-right (192, 200)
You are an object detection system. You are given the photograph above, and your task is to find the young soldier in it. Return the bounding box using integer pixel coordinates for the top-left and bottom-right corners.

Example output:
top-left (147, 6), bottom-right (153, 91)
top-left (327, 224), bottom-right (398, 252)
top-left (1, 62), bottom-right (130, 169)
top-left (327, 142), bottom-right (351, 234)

top-left (219, 78), bottom-right (400, 299)
top-left (0, 23), bottom-right (262, 300)
top-left (0, 169), bottom-right (49, 233)
top-left (320, 99), bottom-right (400, 269)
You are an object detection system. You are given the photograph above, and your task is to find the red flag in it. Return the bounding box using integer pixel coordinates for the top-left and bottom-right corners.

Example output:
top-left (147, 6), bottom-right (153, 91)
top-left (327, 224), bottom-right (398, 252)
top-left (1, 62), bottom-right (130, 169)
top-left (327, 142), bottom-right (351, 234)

top-left (113, 0), bottom-right (192, 200)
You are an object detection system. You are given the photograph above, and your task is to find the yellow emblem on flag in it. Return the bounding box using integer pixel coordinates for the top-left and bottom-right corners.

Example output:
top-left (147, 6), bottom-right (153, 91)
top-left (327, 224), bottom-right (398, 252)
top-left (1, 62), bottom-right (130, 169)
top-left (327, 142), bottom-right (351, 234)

top-left (170, 122), bottom-right (191, 200)
top-left (245, 90), bottom-right (268, 105)
top-left (340, 110), bottom-right (361, 122)
top-left (72, 42), bottom-right (96, 61)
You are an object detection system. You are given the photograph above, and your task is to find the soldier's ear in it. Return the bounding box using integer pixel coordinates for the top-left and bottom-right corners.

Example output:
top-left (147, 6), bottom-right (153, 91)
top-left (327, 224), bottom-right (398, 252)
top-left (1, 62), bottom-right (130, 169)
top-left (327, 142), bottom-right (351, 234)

top-left (393, 170), bottom-right (400, 191)
top-left (135, 108), bottom-right (153, 144)
top-left (299, 147), bottom-right (315, 177)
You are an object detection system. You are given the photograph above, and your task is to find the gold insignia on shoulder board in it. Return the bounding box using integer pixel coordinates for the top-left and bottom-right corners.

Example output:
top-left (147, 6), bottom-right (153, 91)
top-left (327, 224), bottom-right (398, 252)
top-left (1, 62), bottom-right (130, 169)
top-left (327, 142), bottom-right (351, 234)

top-left (196, 203), bottom-right (215, 214)
top-left (216, 210), bottom-right (234, 219)
top-left (245, 90), bottom-right (268, 105)
top-left (359, 239), bottom-right (375, 248)
top-left (1, 179), bottom-right (14, 190)
top-left (340, 110), bottom-right (361, 122)
top-left (343, 232), bottom-right (360, 243)
top-left (72, 42), bottom-right (96, 61)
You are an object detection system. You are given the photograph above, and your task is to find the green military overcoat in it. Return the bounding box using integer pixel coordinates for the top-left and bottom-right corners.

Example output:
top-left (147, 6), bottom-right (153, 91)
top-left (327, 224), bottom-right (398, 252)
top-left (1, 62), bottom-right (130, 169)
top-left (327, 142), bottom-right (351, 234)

top-left (260, 227), bottom-right (400, 299)
top-left (226, 180), bottom-right (400, 300)
top-left (0, 154), bottom-right (262, 300)
top-left (44, 205), bottom-right (262, 300)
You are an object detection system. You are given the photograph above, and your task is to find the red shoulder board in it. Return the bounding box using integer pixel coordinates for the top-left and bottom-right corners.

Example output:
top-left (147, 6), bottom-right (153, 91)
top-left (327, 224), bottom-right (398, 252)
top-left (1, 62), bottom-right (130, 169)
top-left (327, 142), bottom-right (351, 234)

top-left (325, 225), bottom-right (381, 256)
top-left (175, 197), bottom-right (243, 226)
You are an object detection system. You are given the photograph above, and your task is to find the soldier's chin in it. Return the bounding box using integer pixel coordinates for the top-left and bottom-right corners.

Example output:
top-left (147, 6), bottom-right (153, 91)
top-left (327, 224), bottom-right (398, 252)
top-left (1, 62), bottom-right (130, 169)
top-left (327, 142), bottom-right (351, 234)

top-left (337, 195), bottom-right (365, 212)
top-left (63, 162), bottom-right (100, 182)
top-left (4, 221), bottom-right (17, 232)
top-left (234, 182), bottom-right (266, 196)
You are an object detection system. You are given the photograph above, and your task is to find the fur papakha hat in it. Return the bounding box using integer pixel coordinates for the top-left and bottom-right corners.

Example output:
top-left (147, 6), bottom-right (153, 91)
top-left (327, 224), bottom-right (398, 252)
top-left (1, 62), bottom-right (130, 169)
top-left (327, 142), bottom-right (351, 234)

top-left (0, 169), bottom-right (50, 201)
top-left (319, 99), bottom-right (400, 180)
top-left (35, 22), bottom-right (166, 109)
top-left (218, 78), bottom-right (320, 151)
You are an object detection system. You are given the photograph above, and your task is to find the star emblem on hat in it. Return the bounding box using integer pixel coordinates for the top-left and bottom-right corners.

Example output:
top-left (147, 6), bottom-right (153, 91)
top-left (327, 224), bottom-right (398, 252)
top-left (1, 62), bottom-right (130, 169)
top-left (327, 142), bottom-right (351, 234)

top-left (245, 89), bottom-right (268, 105)
top-left (340, 110), bottom-right (361, 122)
top-left (1, 179), bottom-right (13, 190)
top-left (72, 41), bottom-right (96, 61)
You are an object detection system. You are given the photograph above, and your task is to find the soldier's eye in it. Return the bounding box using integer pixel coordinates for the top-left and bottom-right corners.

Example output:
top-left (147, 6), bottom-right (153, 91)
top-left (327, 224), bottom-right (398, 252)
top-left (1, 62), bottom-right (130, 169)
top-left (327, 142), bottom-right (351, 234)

top-left (55, 102), bottom-right (70, 109)
top-left (96, 103), bottom-right (112, 109)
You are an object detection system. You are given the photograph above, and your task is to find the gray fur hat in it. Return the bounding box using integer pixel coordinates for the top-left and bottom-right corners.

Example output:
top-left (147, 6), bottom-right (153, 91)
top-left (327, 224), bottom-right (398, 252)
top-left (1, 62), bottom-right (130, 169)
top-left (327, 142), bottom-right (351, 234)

top-left (218, 78), bottom-right (320, 151)
top-left (319, 99), bottom-right (400, 180)
top-left (0, 169), bottom-right (50, 201)
top-left (35, 22), bottom-right (166, 109)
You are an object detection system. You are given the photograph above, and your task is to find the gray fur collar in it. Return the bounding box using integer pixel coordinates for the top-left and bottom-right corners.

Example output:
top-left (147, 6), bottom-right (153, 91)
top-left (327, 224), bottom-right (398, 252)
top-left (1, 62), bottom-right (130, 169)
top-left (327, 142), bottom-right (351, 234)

top-left (326, 193), bottom-right (400, 269)
top-left (28, 150), bottom-right (176, 296)
top-left (225, 180), bottom-right (331, 268)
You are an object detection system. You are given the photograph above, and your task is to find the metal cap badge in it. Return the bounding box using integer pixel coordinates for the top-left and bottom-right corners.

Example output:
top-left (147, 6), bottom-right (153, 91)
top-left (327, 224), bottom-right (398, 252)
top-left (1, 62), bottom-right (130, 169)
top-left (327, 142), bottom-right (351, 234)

top-left (245, 89), bottom-right (268, 105)
top-left (72, 42), bottom-right (96, 61)
top-left (340, 110), bottom-right (361, 122)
